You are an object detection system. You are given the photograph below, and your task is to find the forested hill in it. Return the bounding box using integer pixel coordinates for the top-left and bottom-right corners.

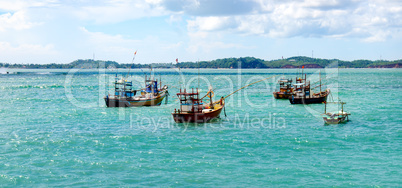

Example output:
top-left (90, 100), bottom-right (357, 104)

top-left (177, 56), bottom-right (401, 68)
top-left (1, 56), bottom-right (401, 69)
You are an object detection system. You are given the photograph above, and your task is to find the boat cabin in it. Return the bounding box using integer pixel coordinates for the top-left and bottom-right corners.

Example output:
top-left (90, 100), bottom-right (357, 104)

top-left (294, 74), bottom-right (310, 97)
top-left (277, 78), bottom-right (293, 92)
top-left (144, 80), bottom-right (158, 94)
top-left (176, 88), bottom-right (204, 113)
top-left (114, 77), bottom-right (136, 98)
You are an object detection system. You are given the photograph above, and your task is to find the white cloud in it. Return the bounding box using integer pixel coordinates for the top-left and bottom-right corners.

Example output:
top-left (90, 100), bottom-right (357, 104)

top-left (0, 0), bottom-right (58, 11)
top-left (79, 27), bottom-right (184, 63)
top-left (80, 27), bottom-right (140, 53)
top-left (0, 0), bottom-right (401, 64)
top-left (72, 0), bottom-right (166, 24)
top-left (183, 0), bottom-right (402, 42)
top-left (0, 11), bottom-right (40, 31)
top-left (187, 16), bottom-right (236, 31)
top-left (186, 30), bottom-right (251, 55)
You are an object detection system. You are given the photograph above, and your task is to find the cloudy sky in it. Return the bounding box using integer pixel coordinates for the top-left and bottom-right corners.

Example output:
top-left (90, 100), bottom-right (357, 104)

top-left (0, 0), bottom-right (401, 64)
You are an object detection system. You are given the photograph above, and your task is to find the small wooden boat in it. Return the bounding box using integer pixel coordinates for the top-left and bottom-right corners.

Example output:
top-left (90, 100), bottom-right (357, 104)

top-left (290, 88), bottom-right (330, 104)
top-left (289, 73), bottom-right (330, 104)
top-left (172, 75), bottom-right (277, 123)
top-left (273, 78), bottom-right (294, 99)
top-left (172, 88), bottom-right (224, 123)
top-left (104, 74), bottom-right (168, 107)
top-left (322, 101), bottom-right (350, 124)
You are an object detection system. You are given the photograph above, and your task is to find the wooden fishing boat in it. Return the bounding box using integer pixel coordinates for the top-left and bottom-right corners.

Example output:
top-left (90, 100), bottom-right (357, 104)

top-left (290, 88), bottom-right (330, 104)
top-left (172, 75), bottom-right (277, 123)
top-left (273, 78), bottom-right (294, 99)
top-left (104, 74), bottom-right (168, 107)
top-left (172, 88), bottom-right (224, 123)
top-left (322, 101), bottom-right (350, 124)
top-left (289, 73), bottom-right (330, 104)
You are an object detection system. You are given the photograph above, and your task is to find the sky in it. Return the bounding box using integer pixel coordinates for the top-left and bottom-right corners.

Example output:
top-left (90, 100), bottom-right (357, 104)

top-left (0, 0), bottom-right (401, 64)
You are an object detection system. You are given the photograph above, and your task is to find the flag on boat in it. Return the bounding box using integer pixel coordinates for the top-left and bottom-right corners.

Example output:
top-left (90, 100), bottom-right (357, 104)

top-left (134, 50), bottom-right (137, 55)
top-left (176, 58), bottom-right (178, 63)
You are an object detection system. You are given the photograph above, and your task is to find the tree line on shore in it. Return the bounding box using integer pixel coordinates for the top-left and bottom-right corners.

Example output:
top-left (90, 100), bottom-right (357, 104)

top-left (1, 56), bottom-right (401, 69)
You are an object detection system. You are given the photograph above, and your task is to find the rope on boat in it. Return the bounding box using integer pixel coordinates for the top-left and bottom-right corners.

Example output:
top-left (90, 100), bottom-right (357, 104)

top-left (310, 80), bottom-right (331, 90)
top-left (167, 84), bottom-right (181, 89)
top-left (179, 75), bottom-right (276, 102)
top-left (223, 75), bottom-right (277, 100)
top-left (200, 88), bottom-right (216, 100)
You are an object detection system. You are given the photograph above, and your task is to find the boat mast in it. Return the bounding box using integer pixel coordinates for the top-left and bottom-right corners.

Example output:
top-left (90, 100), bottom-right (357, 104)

top-left (127, 50), bottom-right (137, 78)
top-left (198, 59), bottom-right (200, 90)
top-left (209, 89), bottom-right (213, 108)
top-left (341, 102), bottom-right (344, 113)
top-left (320, 70), bottom-right (322, 93)
top-left (305, 73), bottom-right (307, 98)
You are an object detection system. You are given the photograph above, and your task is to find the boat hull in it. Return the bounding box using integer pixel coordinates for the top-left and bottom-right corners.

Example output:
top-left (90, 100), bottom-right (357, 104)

top-left (273, 92), bottom-right (293, 99)
top-left (289, 95), bottom-right (327, 104)
top-left (289, 89), bottom-right (330, 104)
top-left (172, 107), bottom-right (223, 123)
top-left (323, 116), bottom-right (347, 124)
top-left (104, 93), bottom-right (166, 107)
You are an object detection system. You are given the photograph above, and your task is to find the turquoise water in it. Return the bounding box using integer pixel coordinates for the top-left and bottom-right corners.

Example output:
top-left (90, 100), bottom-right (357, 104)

top-left (0, 68), bottom-right (401, 186)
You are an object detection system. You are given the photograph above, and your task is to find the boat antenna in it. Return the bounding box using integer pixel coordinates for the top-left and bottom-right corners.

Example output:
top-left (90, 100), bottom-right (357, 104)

top-left (198, 58), bottom-right (200, 90)
top-left (175, 58), bottom-right (184, 89)
top-left (150, 65), bottom-right (153, 80)
top-left (319, 70), bottom-right (321, 93)
top-left (126, 50), bottom-right (137, 78)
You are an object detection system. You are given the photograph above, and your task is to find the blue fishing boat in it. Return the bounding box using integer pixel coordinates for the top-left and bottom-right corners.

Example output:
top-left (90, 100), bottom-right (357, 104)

top-left (104, 74), bottom-right (168, 107)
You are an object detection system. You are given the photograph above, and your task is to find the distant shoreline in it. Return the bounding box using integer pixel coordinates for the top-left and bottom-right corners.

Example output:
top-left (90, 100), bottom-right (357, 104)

top-left (1, 56), bottom-right (401, 69)
top-left (3, 67), bottom-right (401, 71)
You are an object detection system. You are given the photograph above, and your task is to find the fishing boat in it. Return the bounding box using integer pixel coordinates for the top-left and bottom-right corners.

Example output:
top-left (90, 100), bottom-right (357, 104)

top-left (104, 74), bottom-right (168, 107)
top-left (322, 101), bottom-right (350, 124)
top-left (289, 73), bottom-right (330, 104)
top-left (172, 88), bottom-right (224, 123)
top-left (273, 78), bottom-right (294, 99)
top-left (172, 75), bottom-right (277, 123)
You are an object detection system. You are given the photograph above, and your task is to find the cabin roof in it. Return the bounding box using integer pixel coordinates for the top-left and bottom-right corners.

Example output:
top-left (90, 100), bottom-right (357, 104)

top-left (279, 79), bottom-right (292, 82)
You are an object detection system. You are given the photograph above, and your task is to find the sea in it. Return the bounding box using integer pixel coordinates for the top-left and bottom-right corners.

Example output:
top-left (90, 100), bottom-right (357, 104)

top-left (0, 68), bottom-right (401, 187)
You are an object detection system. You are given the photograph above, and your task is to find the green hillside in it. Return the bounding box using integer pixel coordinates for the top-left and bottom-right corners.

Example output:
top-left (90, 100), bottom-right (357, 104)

top-left (0, 56), bottom-right (400, 69)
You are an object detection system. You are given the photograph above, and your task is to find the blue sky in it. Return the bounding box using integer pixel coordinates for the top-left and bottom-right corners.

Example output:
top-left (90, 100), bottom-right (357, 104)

top-left (0, 0), bottom-right (401, 64)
